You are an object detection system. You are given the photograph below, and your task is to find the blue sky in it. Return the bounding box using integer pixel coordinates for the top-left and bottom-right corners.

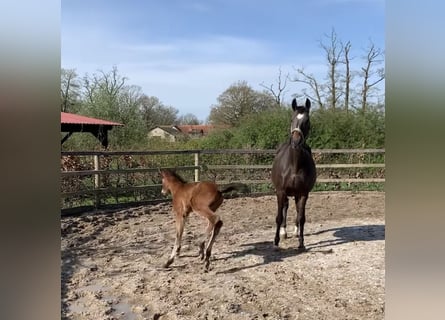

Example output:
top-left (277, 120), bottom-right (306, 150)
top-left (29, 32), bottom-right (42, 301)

top-left (62, 0), bottom-right (385, 121)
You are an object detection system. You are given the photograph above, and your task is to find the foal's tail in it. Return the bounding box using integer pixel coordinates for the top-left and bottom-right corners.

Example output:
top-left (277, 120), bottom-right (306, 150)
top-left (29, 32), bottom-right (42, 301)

top-left (219, 183), bottom-right (250, 194)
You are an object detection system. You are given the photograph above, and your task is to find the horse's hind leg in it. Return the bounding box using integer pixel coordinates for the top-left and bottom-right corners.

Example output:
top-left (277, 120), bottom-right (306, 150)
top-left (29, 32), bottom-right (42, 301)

top-left (198, 195), bottom-right (223, 260)
top-left (198, 222), bottom-right (208, 260)
top-left (295, 194), bottom-right (308, 250)
top-left (196, 208), bottom-right (222, 271)
top-left (203, 216), bottom-right (223, 271)
top-left (164, 215), bottom-right (184, 268)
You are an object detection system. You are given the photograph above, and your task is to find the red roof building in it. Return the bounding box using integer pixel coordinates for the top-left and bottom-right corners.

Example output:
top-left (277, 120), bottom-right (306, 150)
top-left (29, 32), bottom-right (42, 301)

top-left (147, 124), bottom-right (229, 141)
top-left (61, 112), bottom-right (123, 148)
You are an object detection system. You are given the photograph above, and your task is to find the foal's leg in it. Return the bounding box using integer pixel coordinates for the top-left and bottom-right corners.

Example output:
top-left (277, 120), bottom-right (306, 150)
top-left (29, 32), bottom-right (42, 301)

top-left (198, 221), bottom-right (210, 260)
top-left (204, 216), bottom-right (223, 270)
top-left (164, 215), bottom-right (185, 268)
top-left (198, 196), bottom-right (224, 261)
top-left (196, 208), bottom-right (222, 271)
top-left (295, 194), bottom-right (308, 250)
top-left (274, 191), bottom-right (287, 246)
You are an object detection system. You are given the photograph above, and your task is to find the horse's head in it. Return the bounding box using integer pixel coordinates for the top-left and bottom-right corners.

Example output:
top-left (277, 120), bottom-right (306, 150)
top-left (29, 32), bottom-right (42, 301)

top-left (159, 169), bottom-right (187, 195)
top-left (159, 169), bottom-right (172, 195)
top-left (290, 98), bottom-right (311, 148)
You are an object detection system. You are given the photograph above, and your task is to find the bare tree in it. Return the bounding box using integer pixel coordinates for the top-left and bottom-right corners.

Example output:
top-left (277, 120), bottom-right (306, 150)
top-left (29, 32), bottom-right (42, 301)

top-left (260, 67), bottom-right (289, 106)
top-left (343, 41), bottom-right (353, 112)
top-left (177, 113), bottom-right (201, 125)
top-left (320, 28), bottom-right (344, 109)
top-left (138, 95), bottom-right (179, 129)
top-left (83, 66), bottom-right (127, 105)
top-left (61, 68), bottom-right (80, 112)
top-left (360, 41), bottom-right (385, 111)
top-left (292, 67), bottom-right (325, 109)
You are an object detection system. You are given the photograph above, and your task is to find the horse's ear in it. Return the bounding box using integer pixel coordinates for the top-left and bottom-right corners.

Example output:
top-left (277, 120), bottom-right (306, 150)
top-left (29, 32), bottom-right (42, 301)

top-left (158, 168), bottom-right (163, 176)
top-left (292, 98), bottom-right (297, 111)
top-left (305, 98), bottom-right (311, 111)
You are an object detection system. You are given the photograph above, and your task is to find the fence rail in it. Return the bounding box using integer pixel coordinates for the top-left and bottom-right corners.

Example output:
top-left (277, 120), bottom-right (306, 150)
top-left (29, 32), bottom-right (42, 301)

top-left (61, 148), bottom-right (385, 215)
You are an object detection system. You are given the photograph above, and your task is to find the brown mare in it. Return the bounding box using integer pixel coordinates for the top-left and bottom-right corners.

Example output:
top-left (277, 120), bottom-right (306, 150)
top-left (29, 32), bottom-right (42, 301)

top-left (160, 169), bottom-right (248, 271)
top-left (271, 98), bottom-right (316, 250)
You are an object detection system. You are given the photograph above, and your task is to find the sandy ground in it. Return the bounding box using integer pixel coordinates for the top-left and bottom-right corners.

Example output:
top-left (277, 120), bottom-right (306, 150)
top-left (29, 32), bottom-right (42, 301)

top-left (61, 191), bottom-right (385, 320)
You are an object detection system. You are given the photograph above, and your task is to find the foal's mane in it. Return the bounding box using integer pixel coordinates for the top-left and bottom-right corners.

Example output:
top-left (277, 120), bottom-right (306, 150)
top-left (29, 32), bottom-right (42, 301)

top-left (163, 169), bottom-right (188, 183)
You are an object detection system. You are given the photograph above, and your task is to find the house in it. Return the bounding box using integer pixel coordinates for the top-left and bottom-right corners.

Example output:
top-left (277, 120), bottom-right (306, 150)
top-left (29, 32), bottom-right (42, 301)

top-left (147, 125), bottom-right (228, 142)
top-left (147, 126), bottom-right (182, 142)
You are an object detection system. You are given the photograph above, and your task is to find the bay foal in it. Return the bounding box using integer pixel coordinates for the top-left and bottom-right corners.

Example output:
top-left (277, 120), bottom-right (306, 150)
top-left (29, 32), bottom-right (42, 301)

top-left (160, 169), bottom-right (246, 271)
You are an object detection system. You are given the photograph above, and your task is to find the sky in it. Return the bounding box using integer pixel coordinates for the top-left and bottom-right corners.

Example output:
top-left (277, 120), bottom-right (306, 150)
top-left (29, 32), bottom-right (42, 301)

top-left (61, 0), bottom-right (385, 121)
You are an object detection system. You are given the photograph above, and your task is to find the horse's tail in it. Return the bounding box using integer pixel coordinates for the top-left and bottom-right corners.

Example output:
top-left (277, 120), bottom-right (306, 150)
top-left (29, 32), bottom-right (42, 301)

top-left (219, 183), bottom-right (250, 194)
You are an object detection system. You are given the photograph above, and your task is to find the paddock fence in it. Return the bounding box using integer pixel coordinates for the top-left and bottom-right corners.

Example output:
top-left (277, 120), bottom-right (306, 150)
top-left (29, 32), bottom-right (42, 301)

top-left (61, 148), bottom-right (385, 215)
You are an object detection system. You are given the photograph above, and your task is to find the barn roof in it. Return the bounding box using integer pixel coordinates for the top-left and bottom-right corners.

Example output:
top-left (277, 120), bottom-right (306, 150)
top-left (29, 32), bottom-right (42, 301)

top-left (61, 112), bottom-right (123, 149)
top-left (61, 112), bottom-right (123, 126)
top-left (175, 124), bottom-right (227, 135)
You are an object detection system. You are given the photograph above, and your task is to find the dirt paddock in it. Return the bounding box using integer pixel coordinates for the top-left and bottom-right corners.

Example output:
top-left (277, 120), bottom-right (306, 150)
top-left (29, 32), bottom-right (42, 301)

top-left (61, 191), bottom-right (385, 320)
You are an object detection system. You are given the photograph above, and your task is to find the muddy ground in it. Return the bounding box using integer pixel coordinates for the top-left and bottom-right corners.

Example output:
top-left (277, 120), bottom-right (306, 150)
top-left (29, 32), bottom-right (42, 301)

top-left (61, 191), bottom-right (385, 320)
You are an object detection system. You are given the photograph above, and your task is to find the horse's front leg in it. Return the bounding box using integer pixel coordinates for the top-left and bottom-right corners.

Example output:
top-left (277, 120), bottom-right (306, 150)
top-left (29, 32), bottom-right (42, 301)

top-left (280, 196), bottom-right (289, 239)
top-left (164, 214), bottom-right (184, 268)
top-left (295, 194), bottom-right (308, 250)
top-left (274, 192), bottom-right (288, 246)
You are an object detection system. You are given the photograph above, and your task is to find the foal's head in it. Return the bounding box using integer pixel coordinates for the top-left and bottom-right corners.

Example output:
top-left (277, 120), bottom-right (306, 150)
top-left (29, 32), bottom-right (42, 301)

top-left (290, 98), bottom-right (311, 148)
top-left (160, 169), bottom-right (186, 195)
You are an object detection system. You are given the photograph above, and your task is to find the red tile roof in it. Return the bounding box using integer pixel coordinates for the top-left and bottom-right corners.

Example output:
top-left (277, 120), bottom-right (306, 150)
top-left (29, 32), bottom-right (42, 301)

top-left (61, 112), bottom-right (123, 126)
top-left (175, 125), bottom-right (228, 135)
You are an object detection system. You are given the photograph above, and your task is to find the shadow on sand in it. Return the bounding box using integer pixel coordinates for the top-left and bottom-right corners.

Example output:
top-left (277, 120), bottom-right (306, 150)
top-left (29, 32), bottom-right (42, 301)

top-left (306, 224), bottom-right (385, 249)
top-left (216, 224), bottom-right (384, 274)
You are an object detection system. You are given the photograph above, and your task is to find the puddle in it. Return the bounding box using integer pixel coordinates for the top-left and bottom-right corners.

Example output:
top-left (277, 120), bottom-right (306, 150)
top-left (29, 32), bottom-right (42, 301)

top-left (67, 281), bottom-right (139, 319)
top-left (112, 301), bottom-right (138, 320)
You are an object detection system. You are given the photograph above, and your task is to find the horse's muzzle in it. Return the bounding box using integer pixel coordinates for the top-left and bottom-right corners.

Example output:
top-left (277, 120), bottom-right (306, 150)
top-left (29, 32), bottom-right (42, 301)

top-left (291, 128), bottom-right (304, 148)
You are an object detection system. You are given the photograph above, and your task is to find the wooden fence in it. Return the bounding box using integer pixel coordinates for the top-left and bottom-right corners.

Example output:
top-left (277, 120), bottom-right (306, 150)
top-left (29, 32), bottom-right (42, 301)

top-left (61, 148), bottom-right (385, 215)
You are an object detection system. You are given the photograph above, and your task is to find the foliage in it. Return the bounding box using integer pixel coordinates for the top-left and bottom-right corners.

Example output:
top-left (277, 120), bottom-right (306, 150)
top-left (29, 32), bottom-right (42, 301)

top-left (229, 107), bottom-right (291, 149)
top-left (188, 129), bottom-right (235, 150)
top-left (308, 108), bottom-right (385, 148)
top-left (61, 66), bottom-right (384, 152)
top-left (139, 95), bottom-right (179, 131)
top-left (207, 81), bottom-right (277, 127)
top-left (188, 106), bottom-right (384, 150)
top-left (61, 67), bottom-right (182, 151)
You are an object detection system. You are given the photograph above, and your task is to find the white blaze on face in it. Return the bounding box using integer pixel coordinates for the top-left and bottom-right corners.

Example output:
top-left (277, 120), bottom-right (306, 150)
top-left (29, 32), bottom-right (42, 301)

top-left (161, 178), bottom-right (167, 194)
top-left (291, 113), bottom-right (305, 134)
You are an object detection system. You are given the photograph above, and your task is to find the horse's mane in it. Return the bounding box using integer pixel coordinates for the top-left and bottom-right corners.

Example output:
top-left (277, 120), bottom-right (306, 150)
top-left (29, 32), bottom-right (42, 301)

top-left (164, 169), bottom-right (188, 183)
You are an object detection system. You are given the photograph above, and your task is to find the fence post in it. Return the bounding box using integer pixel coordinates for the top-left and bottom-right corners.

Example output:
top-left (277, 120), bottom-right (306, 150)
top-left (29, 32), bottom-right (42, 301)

top-left (194, 152), bottom-right (200, 182)
top-left (93, 154), bottom-right (100, 208)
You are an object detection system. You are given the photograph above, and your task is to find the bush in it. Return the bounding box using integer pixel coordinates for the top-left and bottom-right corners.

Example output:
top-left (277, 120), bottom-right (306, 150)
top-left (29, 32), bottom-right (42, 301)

top-left (309, 108), bottom-right (385, 148)
top-left (190, 107), bottom-right (384, 150)
top-left (229, 108), bottom-right (291, 149)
